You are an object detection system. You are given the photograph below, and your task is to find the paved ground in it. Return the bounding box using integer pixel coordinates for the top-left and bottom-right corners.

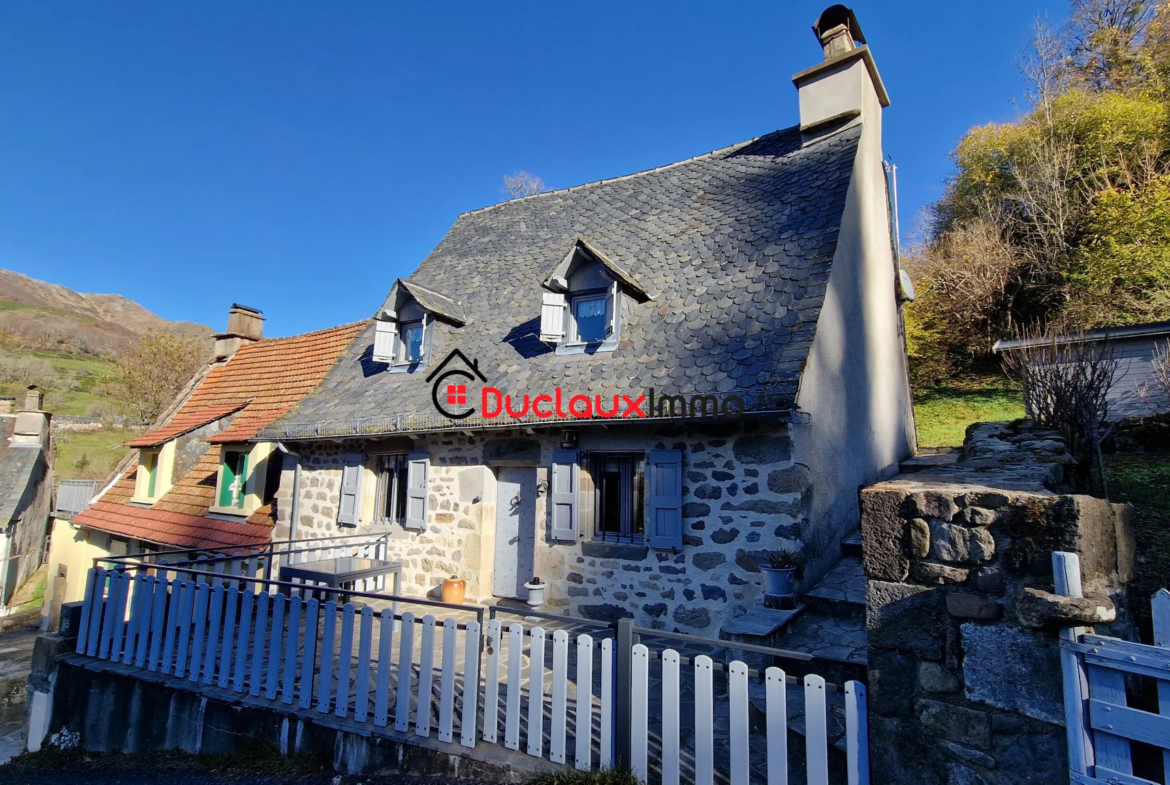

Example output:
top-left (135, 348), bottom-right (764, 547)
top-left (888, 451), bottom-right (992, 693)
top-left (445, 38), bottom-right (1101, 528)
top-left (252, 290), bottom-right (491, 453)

top-left (0, 621), bottom-right (41, 766)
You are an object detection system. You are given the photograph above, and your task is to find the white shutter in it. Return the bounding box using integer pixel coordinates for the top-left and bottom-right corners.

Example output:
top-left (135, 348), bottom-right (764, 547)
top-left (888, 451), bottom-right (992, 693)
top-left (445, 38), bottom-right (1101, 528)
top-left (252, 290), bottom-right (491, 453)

top-left (605, 281), bottom-right (619, 338)
top-left (647, 450), bottom-right (683, 550)
top-left (373, 320), bottom-right (397, 363)
top-left (404, 452), bottom-right (429, 530)
top-left (419, 315), bottom-right (428, 358)
top-left (549, 450), bottom-right (579, 543)
top-left (540, 292), bottom-right (566, 343)
top-left (337, 453), bottom-right (364, 527)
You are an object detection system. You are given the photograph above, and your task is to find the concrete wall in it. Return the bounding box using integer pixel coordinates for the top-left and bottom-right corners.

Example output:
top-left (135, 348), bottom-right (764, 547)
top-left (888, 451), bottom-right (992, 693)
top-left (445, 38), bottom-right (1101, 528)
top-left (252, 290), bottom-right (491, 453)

top-left (283, 418), bottom-right (809, 634)
top-left (793, 56), bottom-right (915, 584)
top-left (861, 420), bottom-right (1135, 784)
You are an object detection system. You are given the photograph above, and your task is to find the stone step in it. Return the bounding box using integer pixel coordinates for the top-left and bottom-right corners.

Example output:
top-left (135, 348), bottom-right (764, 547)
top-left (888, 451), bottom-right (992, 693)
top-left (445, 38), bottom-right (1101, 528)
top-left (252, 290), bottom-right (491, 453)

top-left (841, 528), bottom-right (862, 559)
top-left (799, 557), bottom-right (866, 620)
top-left (900, 452), bottom-right (960, 473)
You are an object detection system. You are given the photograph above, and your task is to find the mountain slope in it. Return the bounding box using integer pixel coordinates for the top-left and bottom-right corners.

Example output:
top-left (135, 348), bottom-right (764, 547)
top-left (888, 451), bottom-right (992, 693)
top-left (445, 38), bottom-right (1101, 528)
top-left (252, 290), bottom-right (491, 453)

top-left (0, 269), bottom-right (210, 357)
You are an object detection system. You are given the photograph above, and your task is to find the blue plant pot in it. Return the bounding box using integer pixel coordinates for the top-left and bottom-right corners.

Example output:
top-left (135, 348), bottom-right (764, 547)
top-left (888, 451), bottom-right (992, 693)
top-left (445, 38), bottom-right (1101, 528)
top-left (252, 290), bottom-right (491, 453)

top-left (761, 566), bottom-right (797, 597)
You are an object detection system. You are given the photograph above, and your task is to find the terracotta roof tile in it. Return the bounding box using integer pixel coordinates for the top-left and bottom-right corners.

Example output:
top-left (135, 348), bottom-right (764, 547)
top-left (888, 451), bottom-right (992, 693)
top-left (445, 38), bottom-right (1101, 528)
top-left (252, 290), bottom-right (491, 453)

top-left (102, 465), bottom-right (139, 504)
top-left (125, 400), bottom-right (250, 447)
top-left (72, 501), bottom-right (273, 550)
top-left (152, 447), bottom-right (222, 516)
top-left (181, 322), bottom-right (366, 444)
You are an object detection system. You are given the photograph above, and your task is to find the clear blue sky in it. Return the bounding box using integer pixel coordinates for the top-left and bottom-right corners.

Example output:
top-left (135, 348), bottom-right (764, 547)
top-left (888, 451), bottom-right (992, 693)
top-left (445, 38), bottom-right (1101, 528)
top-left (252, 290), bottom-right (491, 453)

top-left (0, 1), bottom-right (1060, 337)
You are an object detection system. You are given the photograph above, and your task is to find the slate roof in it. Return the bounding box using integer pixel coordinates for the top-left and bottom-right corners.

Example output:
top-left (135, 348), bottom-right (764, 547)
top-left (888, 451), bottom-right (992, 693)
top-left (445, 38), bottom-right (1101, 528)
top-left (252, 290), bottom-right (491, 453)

top-left (261, 125), bottom-right (861, 440)
top-left (0, 417), bottom-right (43, 525)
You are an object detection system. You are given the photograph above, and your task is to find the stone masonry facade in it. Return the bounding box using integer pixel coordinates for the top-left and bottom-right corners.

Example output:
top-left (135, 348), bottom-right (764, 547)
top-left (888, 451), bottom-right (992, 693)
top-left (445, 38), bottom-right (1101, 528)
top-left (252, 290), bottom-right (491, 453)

top-left (275, 418), bottom-right (820, 634)
top-left (861, 421), bottom-right (1136, 785)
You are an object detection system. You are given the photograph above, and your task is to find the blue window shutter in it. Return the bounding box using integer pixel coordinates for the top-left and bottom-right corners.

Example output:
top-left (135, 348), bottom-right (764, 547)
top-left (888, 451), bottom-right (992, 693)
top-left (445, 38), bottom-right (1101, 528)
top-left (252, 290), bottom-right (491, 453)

top-left (404, 452), bottom-right (429, 530)
top-left (647, 450), bottom-right (683, 550)
top-left (549, 450), bottom-right (579, 543)
top-left (337, 453), bottom-right (364, 527)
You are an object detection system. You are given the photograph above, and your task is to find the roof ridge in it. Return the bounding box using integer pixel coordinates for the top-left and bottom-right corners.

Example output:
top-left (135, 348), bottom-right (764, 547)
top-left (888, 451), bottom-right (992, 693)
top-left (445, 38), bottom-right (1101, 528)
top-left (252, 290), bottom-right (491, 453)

top-left (459, 125), bottom-right (802, 218)
top-left (246, 320), bottom-right (367, 348)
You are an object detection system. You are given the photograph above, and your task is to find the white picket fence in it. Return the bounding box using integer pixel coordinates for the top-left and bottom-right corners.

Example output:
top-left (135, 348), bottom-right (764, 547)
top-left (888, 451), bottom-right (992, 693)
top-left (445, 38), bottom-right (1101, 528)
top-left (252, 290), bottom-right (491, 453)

top-left (1057, 551), bottom-right (1170, 784)
top-left (75, 564), bottom-right (870, 784)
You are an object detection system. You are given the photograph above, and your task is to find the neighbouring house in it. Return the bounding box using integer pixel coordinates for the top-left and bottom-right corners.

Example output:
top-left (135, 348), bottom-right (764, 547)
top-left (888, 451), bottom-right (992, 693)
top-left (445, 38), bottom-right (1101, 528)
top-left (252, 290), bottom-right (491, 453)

top-left (42, 305), bottom-right (363, 627)
top-left (993, 320), bottom-right (1170, 422)
top-left (258, 5), bottom-right (915, 634)
top-left (0, 387), bottom-right (53, 614)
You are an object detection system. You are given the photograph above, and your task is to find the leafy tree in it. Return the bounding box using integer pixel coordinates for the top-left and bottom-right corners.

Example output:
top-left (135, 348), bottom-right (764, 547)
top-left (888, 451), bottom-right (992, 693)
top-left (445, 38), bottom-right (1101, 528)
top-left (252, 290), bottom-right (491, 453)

top-left (908, 0), bottom-right (1170, 384)
top-left (105, 331), bottom-right (210, 426)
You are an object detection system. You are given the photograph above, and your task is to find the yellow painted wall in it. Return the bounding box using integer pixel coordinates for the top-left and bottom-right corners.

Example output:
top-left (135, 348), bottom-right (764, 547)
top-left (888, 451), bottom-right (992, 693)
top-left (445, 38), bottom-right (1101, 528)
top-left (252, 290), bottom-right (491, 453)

top-left (40, 518), bottom-right (111, 626)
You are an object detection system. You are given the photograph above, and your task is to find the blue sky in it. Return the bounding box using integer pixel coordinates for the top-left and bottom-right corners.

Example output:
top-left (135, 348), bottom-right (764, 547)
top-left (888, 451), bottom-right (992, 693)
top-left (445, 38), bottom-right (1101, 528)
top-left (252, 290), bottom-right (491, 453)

top-left (0, 1), bottom-right (1061, 337)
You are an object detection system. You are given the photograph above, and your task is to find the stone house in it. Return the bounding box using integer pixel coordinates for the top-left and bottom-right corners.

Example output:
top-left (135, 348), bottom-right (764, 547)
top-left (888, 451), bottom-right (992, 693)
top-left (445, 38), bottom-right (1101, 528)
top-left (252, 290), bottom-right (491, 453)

top-left (0, 387), bottom-right (54, 613)
top-left (259, 6), bottom-right (916, 634)
top-left (44, 305), bottom-right (362, 626)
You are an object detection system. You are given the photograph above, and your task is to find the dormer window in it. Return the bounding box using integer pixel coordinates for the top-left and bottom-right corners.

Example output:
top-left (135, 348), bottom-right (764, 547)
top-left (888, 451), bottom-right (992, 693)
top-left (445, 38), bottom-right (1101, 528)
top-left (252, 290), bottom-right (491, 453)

top-left (372, 279), bottom-right (466, 372)
top-left (539, 239), bottom-right (651, 355)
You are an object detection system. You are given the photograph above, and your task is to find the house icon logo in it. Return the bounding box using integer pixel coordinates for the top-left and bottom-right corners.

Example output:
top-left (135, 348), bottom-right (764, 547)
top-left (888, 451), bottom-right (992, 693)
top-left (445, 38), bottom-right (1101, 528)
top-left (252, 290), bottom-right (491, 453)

top-left (426, 349), bottom-right (488, 420)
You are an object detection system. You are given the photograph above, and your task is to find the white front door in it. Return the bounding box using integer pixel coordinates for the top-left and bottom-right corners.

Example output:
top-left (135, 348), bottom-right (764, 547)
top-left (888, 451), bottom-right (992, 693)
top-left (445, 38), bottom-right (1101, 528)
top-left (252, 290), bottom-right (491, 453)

top-left (492, 466), bottom-right (537, 599)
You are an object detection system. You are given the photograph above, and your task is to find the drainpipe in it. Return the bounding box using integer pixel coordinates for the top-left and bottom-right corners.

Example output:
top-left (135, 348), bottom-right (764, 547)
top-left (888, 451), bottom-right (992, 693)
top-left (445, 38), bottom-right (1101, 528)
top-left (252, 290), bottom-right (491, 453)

top-left (276, 443), bottom-right (301, 564)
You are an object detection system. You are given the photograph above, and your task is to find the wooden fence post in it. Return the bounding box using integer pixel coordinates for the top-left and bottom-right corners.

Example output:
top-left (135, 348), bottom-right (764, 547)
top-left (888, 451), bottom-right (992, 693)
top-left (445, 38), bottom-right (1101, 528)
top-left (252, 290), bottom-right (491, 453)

top-left (1151, 589), bottom-right (1170, 778)
top-left (614, 617), bottom-right (635, 772)
top-left (1053, 551), bottom-right (1094, 775)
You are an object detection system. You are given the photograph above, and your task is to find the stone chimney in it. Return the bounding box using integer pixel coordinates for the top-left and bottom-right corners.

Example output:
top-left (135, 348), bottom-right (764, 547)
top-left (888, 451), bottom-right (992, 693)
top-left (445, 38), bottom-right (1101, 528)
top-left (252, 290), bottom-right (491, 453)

top-left (213, 303), bottom-right (265, 361)
top-left (793, 5), bottom-right (889, 143)
top-left (12, 385), bottom-right (49, 447)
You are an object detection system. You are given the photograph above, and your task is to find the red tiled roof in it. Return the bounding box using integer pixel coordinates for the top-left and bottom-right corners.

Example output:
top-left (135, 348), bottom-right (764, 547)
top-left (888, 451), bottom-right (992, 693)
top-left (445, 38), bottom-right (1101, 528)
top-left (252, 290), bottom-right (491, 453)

top-left (79, 322), bottom-right (362, 551)
top-left (180, 322), bottom-right (365, 445)
top-left (125, 400), bottom-right (250, 448)
top-left (72, 501), bottom-right (273, 550)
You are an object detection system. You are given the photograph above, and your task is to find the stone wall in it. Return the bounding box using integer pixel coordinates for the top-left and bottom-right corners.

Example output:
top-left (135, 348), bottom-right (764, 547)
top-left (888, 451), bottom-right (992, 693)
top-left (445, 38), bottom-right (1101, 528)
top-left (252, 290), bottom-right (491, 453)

top-left (861, 421), bottom-right (1135, 784)
top-left (280, 418), bottom-right (820, 634)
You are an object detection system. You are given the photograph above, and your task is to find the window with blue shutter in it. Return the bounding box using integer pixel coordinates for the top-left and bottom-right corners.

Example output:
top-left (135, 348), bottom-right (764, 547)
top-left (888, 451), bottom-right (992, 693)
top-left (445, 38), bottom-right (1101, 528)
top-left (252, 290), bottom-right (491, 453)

top-left (549, 450), bottom-right (579, 542)
top-left (647, 449), bottom-right (684, 550)
top-left (336, 453), bottom-right (364, 527)
top-left (404, 452), bottom-right (429, 530)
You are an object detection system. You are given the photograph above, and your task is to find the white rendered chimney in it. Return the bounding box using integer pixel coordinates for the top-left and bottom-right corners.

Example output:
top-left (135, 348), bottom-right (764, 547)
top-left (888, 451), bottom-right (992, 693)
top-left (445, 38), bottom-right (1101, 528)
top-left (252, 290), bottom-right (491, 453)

top-left (793, 5), bottom-right (889, 143)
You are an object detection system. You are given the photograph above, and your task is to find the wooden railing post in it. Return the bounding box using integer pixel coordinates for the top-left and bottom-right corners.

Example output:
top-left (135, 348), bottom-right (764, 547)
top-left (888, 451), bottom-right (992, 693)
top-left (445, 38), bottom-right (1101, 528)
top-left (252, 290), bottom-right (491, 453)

top-left (1054, 551), bottom-right (1094, 775)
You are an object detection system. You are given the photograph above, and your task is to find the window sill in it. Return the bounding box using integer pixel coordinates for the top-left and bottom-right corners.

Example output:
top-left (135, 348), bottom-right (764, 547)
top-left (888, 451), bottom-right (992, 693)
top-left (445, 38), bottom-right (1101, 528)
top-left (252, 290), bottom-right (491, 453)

top-left (386, 361), bottom-right (427, 374)
top-left (580, 540), bottom-right (648, 561)
top-left (208, 505), bottom-right (249, 518)
top-left (555, 338), bottom-right (617, 356)
top-left (129, 496), bottom-right (157, 506)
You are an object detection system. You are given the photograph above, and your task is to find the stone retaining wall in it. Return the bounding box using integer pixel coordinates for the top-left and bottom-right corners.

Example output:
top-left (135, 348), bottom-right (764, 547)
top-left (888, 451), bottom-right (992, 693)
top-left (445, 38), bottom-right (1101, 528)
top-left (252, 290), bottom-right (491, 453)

top-left (862, 420), bottom-right (1135, 784)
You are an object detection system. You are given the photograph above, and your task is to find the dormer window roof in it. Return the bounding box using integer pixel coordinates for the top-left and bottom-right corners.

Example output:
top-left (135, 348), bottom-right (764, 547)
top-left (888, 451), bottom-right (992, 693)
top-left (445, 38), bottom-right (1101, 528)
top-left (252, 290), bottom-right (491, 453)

top-left (539, 239), bottom-right (651, 352)
top-left (372, 279), bottom-right (465, 368)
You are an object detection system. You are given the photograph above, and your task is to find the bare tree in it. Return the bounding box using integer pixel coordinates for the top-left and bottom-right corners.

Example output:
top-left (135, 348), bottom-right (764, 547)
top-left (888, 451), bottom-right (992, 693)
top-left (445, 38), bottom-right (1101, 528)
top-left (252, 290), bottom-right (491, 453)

top-left (1149, 339), bottom-right (1170, 406)
top-left (1020, 17), bottom-right (1071, 122)
top-left (1068, 0), bottom-right (1154, 89)
top-left (1000, 325), bottom-right (1119, 491)
top-left (501, 171), bottom-right (545, 200)
top-left (105, 331), bottom-right (211, 426)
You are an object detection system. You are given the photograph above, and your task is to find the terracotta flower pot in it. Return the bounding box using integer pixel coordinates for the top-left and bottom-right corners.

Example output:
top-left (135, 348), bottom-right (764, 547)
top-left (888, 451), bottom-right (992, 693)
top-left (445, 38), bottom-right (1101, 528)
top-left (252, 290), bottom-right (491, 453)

top-left (441, 577), bottom-right (466, 605)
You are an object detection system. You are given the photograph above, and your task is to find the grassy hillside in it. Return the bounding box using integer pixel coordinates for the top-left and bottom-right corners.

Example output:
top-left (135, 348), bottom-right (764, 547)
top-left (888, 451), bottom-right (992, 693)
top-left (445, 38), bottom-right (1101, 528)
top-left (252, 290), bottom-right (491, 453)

top-left (0, 348), bottom-right (116, 416)
top-left (52, 427), bottom-right (136, 482)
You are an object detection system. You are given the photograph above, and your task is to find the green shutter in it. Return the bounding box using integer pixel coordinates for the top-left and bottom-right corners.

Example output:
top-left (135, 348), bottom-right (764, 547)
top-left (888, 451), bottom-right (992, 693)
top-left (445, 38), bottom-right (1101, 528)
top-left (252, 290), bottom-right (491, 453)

top-left (236, 452), bottom-right (249, 509)
top-left (219, 453), bottom-right (236, 507)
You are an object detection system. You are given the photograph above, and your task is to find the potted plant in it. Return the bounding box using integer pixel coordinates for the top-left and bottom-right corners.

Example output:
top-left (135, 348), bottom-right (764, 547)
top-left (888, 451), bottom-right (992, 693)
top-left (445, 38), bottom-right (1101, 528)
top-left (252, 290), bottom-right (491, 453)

top-left (524, 576), bottom-right (546, 608)
top-left (759, 550), bottom-right (801, 600)
top-left (441, 575), bottom-right (466, 605)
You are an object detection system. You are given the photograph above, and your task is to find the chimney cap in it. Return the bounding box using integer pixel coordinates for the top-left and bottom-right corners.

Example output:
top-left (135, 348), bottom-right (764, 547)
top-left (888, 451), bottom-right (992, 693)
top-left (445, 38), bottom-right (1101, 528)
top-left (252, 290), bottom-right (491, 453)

top-left (230, 303), bottom-right (264, 316)
top-left (813, 5), bottom-right (866, 46)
